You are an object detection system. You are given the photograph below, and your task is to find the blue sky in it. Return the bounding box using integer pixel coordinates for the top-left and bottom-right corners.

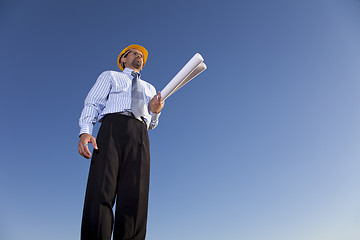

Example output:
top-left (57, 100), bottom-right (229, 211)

top-left (1, 0), bottom-right (360, 239)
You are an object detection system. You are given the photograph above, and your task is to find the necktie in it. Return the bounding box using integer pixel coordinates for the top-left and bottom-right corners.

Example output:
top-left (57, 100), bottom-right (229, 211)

top-left (131, 71), bottom-right (147, 120)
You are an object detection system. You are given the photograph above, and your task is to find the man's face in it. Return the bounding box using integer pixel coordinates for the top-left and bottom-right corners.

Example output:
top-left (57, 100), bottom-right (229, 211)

top-left (122, 49), bottom-right (144, 71)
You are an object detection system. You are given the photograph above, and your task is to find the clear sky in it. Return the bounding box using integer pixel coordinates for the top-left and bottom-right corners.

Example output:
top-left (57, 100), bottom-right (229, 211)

top-left (1, 0), bottom-right (360, 239)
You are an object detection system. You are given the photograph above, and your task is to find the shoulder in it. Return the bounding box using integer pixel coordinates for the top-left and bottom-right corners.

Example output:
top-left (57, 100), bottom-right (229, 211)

top-left (106, 70), bottom-right (132, 80)
top-left (97, 70), bottom-right (131, 82)
top-left (98, 70), bottom-right (121, 78)
top-left (96, 70), bottom-right (113, 81)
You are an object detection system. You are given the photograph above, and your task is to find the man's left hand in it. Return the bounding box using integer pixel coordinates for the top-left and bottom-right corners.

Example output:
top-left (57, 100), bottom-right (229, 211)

top-left (149, 91), bottom-right (165, 114)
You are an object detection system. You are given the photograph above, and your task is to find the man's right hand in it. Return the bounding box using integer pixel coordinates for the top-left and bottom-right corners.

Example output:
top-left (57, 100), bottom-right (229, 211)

top-left (78, 133), bottom-right (98, 159)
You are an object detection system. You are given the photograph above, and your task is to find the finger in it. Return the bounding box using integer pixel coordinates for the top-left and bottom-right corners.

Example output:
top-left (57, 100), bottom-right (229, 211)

top-left (157, 91), bottom-right (162, 101)
top-left (90, 137), bottom-right (98, 150)
top-left (80, 148), bottom-right (89, 159)
top-left (80, 144), bottom-right (91, 159)
top-left (78, 136), bottom-right (92, 159)
top-left (79, 146), bottom-right (85, 158)
top-left (79, 142), bottom-right (86, 157)
top-left (84, 145), bottom-right (91, 157)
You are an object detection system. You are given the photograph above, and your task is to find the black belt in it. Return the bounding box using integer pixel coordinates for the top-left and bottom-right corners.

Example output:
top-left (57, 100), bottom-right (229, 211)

top-left (118, 111), bottom-right (147, 126)
top-left (119, 111), bottom-right (134, 117)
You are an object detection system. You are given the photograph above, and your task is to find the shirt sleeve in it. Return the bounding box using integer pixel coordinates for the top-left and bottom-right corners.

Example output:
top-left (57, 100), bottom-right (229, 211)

top-left (146, 84), bottom-right (161, 130)
top-left (148, 111), bottom-right (161, 130)
top-left (79, 71), bottom-right (112, 136)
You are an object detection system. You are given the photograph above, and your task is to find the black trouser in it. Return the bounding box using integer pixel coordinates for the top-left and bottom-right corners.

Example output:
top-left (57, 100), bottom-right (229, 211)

top-left (81, 113), bottom-right (150, 240)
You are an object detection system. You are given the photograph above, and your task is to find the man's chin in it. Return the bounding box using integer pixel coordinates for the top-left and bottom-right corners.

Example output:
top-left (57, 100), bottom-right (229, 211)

top-left (132, 63), bottom-right (142, 70)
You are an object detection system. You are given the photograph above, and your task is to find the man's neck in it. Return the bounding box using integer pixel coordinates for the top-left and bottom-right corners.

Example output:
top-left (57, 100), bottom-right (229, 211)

top-left (124, 66), bottom-right (140, 72)
top-left (123, 68), bottom-right (141, 74)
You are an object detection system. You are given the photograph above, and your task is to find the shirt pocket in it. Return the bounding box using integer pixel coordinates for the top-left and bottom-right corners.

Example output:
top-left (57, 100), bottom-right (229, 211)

top-left (111, 80), bottom-right (130, 94)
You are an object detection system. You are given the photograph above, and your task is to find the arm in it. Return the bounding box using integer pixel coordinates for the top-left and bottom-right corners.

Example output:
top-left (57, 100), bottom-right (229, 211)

top-left (78, 71), bottom-right (111, 158)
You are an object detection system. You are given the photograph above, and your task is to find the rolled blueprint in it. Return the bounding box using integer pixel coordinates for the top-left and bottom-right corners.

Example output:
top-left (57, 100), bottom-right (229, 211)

top-left (170, 62), bottom-right (207, 95)
top-left (161, 53), bottom-right (207, 100)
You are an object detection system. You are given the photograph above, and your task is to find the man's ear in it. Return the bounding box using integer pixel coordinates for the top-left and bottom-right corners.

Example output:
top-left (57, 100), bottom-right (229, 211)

top-left (121, 55), bottom-right (126, 64)
top-left (120, 55), bottom-right (127, 68)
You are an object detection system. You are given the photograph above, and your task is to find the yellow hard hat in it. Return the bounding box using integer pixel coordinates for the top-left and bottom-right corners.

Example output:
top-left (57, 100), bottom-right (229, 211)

top-left (117, 44), bottom-right (148, 71)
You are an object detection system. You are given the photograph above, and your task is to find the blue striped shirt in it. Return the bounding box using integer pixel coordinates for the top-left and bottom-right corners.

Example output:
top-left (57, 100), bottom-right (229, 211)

top-left (79, 68), bottom-right (160, 135)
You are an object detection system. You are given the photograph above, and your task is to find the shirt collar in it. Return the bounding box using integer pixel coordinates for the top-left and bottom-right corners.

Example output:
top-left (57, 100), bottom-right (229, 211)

top-left (123, 68), bottom-right (141, 77)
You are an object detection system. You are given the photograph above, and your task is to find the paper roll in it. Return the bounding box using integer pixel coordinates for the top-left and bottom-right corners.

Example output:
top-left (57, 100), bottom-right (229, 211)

top-left (171, 62), bottom-right (207, 95)
top-left (161, 53), bottom-right (206, 101)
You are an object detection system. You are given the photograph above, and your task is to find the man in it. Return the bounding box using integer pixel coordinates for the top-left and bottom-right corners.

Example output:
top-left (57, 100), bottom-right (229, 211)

top-left (78, 44), bottom-right (164, 240)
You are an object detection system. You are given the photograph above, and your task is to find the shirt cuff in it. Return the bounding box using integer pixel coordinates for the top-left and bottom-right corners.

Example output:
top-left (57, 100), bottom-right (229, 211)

top-left (150, 111), bottom-right (161, 122)
top-left (79, 124), bottom-right (93, 136)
